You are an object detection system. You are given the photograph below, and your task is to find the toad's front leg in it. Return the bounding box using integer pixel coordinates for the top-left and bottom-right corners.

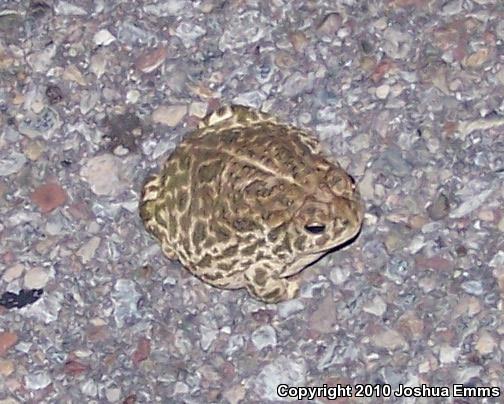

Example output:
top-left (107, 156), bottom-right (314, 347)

top-left (243, 265), bottom-right (299, 303)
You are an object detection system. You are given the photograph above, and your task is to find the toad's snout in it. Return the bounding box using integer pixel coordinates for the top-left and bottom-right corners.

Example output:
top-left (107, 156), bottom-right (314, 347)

top-left (329, 197), bottom-right (363, 236)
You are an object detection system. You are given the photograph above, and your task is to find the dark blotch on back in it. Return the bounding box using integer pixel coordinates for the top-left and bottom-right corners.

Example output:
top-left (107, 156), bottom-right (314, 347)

top-left (162, 162), bottom-right (178, 177)
top-left (168, 214), bottom-right (178, 239)
top-left (241, 242), bottom-right (258, 256)
top-left (167, 172), bottom-right (189, 189)
top-left (178, 154), bottom-right (191, 170)
top-left (282, 233), bottom-right (292, 254)
top-left (221, 244), bottom-right (238, 258)
top-left (263, 288), bottom-right (280, 300)
top-left (217, 259), bottom-right (238, 272)
top-left (267, 223), bottom-right (287, 242)
top-left (198, 160), bottom-right (222, 183)
top-left (154, 207), bottom-right (167, 228)
top-left (177, 190), bottom-right (188, 212)
top-left (203, 271), bottom-right (224, 281)
top-left (198, 254), bottom-right (213, 268)
top-left (294, 235), bottom-right (306, 251)
top-left (254, 268), bottom-right (267, 286)
top-left (211, 223), bottom-right (231, 242)
top-left (192, 221), bottom-right (207, 246)
top-left (233, 218), bottom-right (259, 232)
top-left (222, 132), bottom-right (240, 144)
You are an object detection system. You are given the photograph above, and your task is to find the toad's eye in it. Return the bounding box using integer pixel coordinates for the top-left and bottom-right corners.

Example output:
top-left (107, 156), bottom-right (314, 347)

top-left (348, 175), bottom-right (356, 185)
top-left (304, 223), bottom-right (326, 234)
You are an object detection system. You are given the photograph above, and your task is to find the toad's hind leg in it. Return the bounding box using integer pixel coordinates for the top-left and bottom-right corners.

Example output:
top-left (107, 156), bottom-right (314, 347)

top-left (244, 265), bottom-right (299, 304)
top-left (139, 174), bottom-right (161, 224)
top-left (139, 174), bottom-right (177, 260)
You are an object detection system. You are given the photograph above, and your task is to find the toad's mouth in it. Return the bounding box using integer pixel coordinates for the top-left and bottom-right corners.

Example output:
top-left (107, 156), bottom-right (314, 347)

top-left (283, 228), bottom-right (361, 277)
top-left (301, 217), bottom-right (363, 254)
top-left (330, 221), bottom-right (363, 250)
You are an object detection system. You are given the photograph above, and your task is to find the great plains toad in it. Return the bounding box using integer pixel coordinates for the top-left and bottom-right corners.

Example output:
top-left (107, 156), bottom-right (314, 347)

top-left (140, 105), bottom-right (363, 303)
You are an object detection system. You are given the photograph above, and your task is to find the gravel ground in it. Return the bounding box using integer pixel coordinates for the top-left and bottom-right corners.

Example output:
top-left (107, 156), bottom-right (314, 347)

top-left (1, 0), bottom-right (503, 403)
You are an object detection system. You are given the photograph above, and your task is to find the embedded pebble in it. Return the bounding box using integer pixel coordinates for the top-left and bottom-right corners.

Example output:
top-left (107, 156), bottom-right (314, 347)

top-left (76, 236), bottom-right (101, 264)
top-left (0, 332), bottom-right (18, 356)
top-left (277, 299), bottom-right (305, 318)
top-left (464, 48), bottom-right (490, 68)
top-left (223, 385), bottom-right (246, 404)
top-left (199, 322), bottom-right (218, 351)
top-left (375, 84), bottom-right (390, 99)
top-left (309, 293), bottom-right (337, 333)
top-left (439, 345), bottom-right (459, 364)
top-left (449, 188), bottom-right (495, 218)
top-left (23, 268), bottom-right (49, 289)
top-left (363, 295), bottom-right (387, 317)
top-left (289, 31), bottom-right (308, 52)
top-left (496, 20), bottom-right (504, 39)
top-left (63, 65), bottom-right (87, 85)
top-left (427, 193), bottom-right (451, 220)
top-left (25, 292), bottom-right (63, 323)
top-left (31, 182), bottom-right (67, 213)
top-left (18, 107), bottom-right (61, 139)
top-left (490, 251), bottom-right (504, 268)
top-left (79, 90), bottom-right (99, 115)
top-left (317, 342), bottom-right (342, 371)
top-left (135, 47), bottom-right (168, 73)
top-left (151, 105), bottom-right (187, 127)
top-left (496, 68), bottom-right (504, 86)
top-left (375, 147), bottom-right (411, 177)
top-left (441, 0), bottom-right (463, 15)
top-left (329, 266), bottom-right (350, 285)
top-left (316, 13), bottom-right (342, 36)
top-left (372, 328), bottom-right (408, 350)
top-left (143, 0), bottom-right (189, 16)
top-left (26, 44), bottom-right (57, 73)
top-left (189, 102), bottom-right (208, 118)
top-left (126, 90), bottom-right (140, 104)
top-left (2, 264), bottom-right (24, 282)
top-left (251, 325), bottom-right (277, 350)
top-left (174, 22), bottom-right (206, 48)
top-left (232, 91), bottom-right (267, 109)
top-left (252, 356), bottom-right (306, 400)
top-left (358, 171), bottom-right (375, 199)
top-left (461, 280), bottom-right (484, 296)
top-left (24, 140), bottom-right (45, 161)
top-left (475, 331), bottom-right (496, 355)
top-left (81, 379), bottom-right (98, 397)
top-left (90, 53), bottom-right (108, 78)
top-left (282, 72), bottom-right (315, 97)
top-left (80, 154), bottom-right (128, 196)
top-left (218, 11), bottom-right (267, 51)
top-left (105, 387), bottom-right (121, 402)
top-left (383, 27), bottom-right (413, 59)
top-left (0, 152), bottom-right (26, 176)
top-left (93, 29), bottom-right (116, 46)
top-left (54, 1), bottom-right (87, 15)
top-left (117, 21), bottom-right (157, 46)
top-left (111, 279), bottom-right (141, 328)
top-left (0, 359), bottom-right (15, 376)
top-left (24, 371), bottom-right (51, 390)
top-left (225, 335), bottom-right (245, 357)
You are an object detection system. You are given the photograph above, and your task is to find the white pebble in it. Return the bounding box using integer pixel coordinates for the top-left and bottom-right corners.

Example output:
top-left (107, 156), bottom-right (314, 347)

top-left (94, 29), bottom-right (116, 46)
top-left (376, 84), bottom-right (390, 99)
top-left (24, 268), bottom-right (49, 289)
